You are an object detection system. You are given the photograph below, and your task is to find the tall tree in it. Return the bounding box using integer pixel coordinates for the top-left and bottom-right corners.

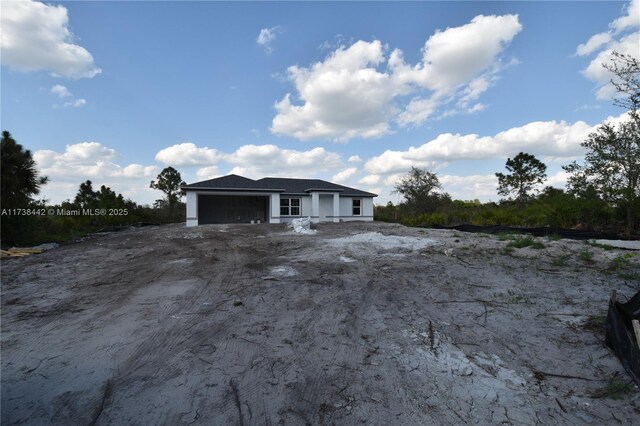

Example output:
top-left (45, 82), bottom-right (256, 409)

top-left (1, 131), bottom-right (49, 245)
top-left (74, 180), bottom-right (97, 209)
top-left (603, 51), bottom-right (640, 112)
top-left (150, 167), bottom-right (186, 215)
top-left (563, 51), bottom-right (640, 234)
top-left (564, 120), bottom-right (639, 232)
top-left (495, 152), bottom-right (547, 202)
top-left (96, 184), bottom-right (123, 208)
top-left (393, 167), bottom-right (448, 213)
top-left (1, 131), bottom-right (48, 208)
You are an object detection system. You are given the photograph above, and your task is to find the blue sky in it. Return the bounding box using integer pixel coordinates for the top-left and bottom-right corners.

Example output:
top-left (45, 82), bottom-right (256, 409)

top-left (1, 0), bottom-right (638, 205)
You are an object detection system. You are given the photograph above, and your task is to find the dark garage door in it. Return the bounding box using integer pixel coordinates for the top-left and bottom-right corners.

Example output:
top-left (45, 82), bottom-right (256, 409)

top-left (198, 195), bottom-right (268, 224)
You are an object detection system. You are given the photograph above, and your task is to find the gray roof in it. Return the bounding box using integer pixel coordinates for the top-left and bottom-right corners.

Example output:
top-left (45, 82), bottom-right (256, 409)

top-left (182, 174), bottom-right (377, 197)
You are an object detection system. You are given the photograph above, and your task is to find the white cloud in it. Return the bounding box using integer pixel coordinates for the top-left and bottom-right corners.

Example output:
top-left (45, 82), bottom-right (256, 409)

top-left (611, 0), bottom-right (640, 33)
top-left (36, 142), bottom-right (116, 166)
top-left (1, 0), bottom-right (101, 78)
top-left (358, 175), bottom-right (380, 185)
top-left (63, 98), bottom-right (86, 108)
top-left (34, 142), bottom-right (159, 204)
top-left (389, 15), bottom-right (522, 126)
top-left (364, 112), bottom-right (632, 205)
top-left (439, 174), bottom-right (498, 201)
top-left (392, 15), bottom-right (522, 93)
top-left (36, 140), bottom-right (350, 205)
top-left (581, 32), bottom-right (640, 100)
top-left (257, 26), bottom-right (282, 54)
top-left (157, 142), bottom-right (345, 181)
top-left (365, 148), bottom-right (439, 175)
top-left (546, 170), bottom-right (571, 188)
top-left (223, 144), bottom-right (342, 178)
top-left (460, 76), bottom-right (490, 104)
top-left (575, 33), bottom-right (613, 57)
top-left (577, 0), bottom-right (639, 100)
top-left (155, 143), bottom-right (221, 167)
top-left (50, 84), bottom-right (71, 98)
top-left (363, 114), bottom-right (624, 176)
top-left (272, 40), bottom-right (395, 141)
top-left (347, 155), bottom-right (362, 163)
top-left (50, 84), bottom-right (87, 107)
top-left (271, 15), bottom-right (521, 141)
top-left (332, 167), bottom-right (358, 183)
top-left (396, 96), bottom-right (439, 127)
top-left (467, 103), bottom-right (487, 113)
top-left (122, 164), bottom-right (157, 178)
top-left (383, 174), bottom-right (403, 187)
top-left (196, 165), bottom-right (220, 181)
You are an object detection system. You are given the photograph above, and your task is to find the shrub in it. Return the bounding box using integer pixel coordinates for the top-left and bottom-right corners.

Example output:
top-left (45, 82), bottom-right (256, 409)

top-left (507, 235), bottom-right (545, 249)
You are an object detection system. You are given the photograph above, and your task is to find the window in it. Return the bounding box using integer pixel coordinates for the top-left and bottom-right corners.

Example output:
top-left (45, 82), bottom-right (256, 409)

top-left (352, 198), bottom-right (362, 216)
top-left (280, 198), bottom-right (300, 216)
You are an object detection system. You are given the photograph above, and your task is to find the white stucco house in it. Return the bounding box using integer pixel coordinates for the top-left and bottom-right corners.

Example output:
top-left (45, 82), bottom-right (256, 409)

top-left (182, 174), bottom-right (376, 226)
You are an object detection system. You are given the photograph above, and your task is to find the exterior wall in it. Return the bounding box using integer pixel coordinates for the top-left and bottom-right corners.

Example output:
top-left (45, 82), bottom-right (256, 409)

top-left (277, 195), bottom-right (311, 223)
top-left (185, 190), bottom-right (375, 225)
top-left (300, 196), bottom-right (312, 218)
top-left (319, 195), bottom-right (334, 222)
top-left (269, 193), bottom-right (280, 224)
top-left (186, 191), bottom-right (198, 227)
top-left (338, 196), bottom-right (374, 221)
top-left (362, 197), bottom-right (374, 219)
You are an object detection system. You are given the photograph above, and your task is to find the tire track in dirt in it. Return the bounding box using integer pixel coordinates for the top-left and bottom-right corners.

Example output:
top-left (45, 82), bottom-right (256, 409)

top-left (94, 231), bottom-right (287, 423)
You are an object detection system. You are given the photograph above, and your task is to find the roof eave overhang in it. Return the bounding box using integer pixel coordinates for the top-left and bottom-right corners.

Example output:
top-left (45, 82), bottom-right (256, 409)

top-left (344, 193), bottom-right (378, 197)
top-left (304, 188), bottom-right (345, 193)
top-left (181, 187), bottom-right (286, 192)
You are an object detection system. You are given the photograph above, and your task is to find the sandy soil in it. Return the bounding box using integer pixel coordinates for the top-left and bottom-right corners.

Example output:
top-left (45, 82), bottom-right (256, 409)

top-left (1, 222), bottom-right (639, 425)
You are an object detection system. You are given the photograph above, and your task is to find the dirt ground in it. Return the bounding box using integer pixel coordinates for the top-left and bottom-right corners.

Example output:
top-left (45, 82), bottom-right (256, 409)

top-left (2, 221), bottom-right (639, 425)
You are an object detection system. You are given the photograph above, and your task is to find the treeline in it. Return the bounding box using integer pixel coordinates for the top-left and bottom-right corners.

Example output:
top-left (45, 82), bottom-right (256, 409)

top-left (1, 182), bottom-right (186, 247)
top-left (2, 182), bottom-right (186, 247)
top-left (1, 130), bottom-right (186, 247)
top-left (376, 52), bottom-right (639, 238)
top-left (374, 187), bottom-right (633, 236)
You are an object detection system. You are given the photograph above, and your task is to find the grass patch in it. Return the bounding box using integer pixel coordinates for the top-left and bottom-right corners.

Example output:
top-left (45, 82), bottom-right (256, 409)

top-left (546, 234), bottom-right (562, 242)
top-left (592, 374), bottom-right (636, 399)
top-left (500, 246), bottom-right (515, 256)
top-left (588, 241), bottom-right (615, 251)
top-left (551, 254), bottom-right (571, 267)
top-left (578, 248), bottom-right (594, 263)
top-left (609, 253), bottom-right (639, 279)
top-left (497, 232), bottom-right (520, 241)
top-left (507, 235), bottom-right (545, 249)
top-left (582, 315), bottom-right (606, 335)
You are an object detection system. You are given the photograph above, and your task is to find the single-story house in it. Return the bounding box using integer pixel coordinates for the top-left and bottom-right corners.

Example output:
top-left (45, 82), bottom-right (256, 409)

top-left (182, 174), bottom-right (377, 226)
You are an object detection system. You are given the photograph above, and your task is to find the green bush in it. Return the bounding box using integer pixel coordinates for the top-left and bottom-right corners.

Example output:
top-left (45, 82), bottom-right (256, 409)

top-left (507, 235), bottom-right (545, 249)
top-left (578, 248), bottom-right (595, 263)
top-left (374, 187), bottom-right (634, 238)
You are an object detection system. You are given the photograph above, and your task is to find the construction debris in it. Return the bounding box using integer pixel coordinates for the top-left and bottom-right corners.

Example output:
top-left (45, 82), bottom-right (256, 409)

top-left (1, 248), bottom-right (43, 258)
top-left (288, 217), bottom-right (316, 234)
top-left (1, 243), bottom-right (59, 259)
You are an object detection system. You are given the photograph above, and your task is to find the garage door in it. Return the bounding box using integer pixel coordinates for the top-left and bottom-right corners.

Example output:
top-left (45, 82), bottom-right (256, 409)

top-left (198, 195), bottom-right (268, 224)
